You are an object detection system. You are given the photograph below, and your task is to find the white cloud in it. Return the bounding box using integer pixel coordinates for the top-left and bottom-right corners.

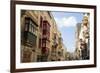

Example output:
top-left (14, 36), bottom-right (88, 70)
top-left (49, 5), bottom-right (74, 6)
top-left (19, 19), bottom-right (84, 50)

top-left (54, 16), bottom-right (77, 28)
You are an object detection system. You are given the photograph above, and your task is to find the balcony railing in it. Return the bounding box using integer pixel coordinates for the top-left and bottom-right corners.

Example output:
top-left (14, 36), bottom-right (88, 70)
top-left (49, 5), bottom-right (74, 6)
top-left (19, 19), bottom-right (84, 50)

top-left (22, 31), bottom-right (37, 48)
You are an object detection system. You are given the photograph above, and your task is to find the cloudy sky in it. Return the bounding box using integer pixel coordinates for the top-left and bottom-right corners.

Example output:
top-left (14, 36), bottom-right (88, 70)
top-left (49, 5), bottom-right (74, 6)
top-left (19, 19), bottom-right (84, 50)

top-left (51, 11), bottom-right (84, 52)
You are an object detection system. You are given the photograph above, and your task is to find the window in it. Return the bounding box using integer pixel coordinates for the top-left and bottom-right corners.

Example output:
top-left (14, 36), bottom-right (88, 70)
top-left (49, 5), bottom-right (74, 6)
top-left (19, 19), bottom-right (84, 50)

top-left (24, 23), bottom-right (29, 31)
top-left (43, 29), bottom-right (47, 35)
top-left (29, 23), bottom-right (32, 32)
top-left (25, 18), bottom-right (30, 24)
top-left (58, 51), bottom-right (61, 56)
top-left (42, 42), bottom-right (46, 47)
top-left (54, 33), bottom-right (56, 39)
top-left (39, 38), bottom-right (41, 48)
top-left (43, 23), bottom-right (47, 30)
top-left (40, 16), bottom-right (43, 28)
top-left (47, 24), bottom-right (50, 32)
top-left (41, 55), bottom-right (48, 62)
top-left (24, 17), bottom-right (37, 35)
top-left (25, 18), bottom-right (30, 31)
top-left (37, 55), bottom-right (41, 62)
top-left (42, 39), bottom-right (46, 47)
